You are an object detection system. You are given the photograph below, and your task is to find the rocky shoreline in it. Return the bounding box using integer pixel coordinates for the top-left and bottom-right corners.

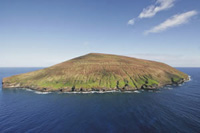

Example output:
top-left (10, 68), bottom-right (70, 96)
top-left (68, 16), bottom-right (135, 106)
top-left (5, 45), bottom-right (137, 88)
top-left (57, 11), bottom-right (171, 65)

top-left (2, 77), bottom-right (188, 93)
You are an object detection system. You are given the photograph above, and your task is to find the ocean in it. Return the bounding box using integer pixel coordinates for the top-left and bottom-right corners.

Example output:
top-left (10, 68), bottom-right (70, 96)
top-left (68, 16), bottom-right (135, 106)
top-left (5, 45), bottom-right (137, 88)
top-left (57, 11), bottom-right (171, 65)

top-left (0, 67), bottom-right (200, 133)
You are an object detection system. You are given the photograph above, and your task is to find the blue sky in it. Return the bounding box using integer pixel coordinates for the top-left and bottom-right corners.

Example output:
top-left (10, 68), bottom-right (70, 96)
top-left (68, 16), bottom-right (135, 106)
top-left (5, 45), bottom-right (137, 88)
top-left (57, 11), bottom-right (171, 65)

top-left (0, 0), bottom-right (200, 67)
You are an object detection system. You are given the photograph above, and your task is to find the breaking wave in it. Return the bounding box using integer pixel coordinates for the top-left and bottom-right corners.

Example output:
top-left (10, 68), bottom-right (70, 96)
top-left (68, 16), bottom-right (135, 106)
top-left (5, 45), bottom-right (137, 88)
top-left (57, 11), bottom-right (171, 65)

top-left (34, 91), bottom-right (52, 94)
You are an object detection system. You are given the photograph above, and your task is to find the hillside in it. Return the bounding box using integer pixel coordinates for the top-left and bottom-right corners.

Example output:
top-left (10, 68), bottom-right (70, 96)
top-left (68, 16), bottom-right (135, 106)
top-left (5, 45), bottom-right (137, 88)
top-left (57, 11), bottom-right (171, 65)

top-left (2, 53), bottom-right (189, 92)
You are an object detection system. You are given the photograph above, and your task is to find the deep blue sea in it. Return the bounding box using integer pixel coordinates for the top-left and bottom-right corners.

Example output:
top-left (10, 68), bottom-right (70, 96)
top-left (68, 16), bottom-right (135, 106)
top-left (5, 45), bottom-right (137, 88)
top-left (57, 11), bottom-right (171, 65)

top-left (0, 68), bottom-right (200, 133)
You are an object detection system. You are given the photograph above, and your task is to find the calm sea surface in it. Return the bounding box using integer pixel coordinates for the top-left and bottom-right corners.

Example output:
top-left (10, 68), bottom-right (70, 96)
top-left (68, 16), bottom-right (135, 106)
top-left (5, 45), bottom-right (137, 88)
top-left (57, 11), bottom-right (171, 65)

top-left (0, 68), bottom-right (200, 133)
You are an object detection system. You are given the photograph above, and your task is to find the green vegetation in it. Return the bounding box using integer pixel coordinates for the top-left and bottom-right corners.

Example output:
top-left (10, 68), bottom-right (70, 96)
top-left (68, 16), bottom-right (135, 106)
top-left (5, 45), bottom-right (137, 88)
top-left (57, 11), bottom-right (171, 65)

top-left (2, 53), bottom-right (188, 92)
top-left (172, 77), bottom-right (181, 82)
top-left (146, 78), bottom-right (159, 86)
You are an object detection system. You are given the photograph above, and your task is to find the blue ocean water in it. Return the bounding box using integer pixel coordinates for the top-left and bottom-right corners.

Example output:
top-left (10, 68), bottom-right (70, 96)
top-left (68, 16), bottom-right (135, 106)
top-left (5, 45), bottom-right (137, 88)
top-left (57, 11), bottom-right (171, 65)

top-left (0, 68), bottom-right (200, 133)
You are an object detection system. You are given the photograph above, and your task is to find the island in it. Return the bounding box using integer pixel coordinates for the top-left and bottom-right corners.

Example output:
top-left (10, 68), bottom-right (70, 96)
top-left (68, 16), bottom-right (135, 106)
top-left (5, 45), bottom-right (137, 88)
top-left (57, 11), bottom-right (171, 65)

top-left (2, 53), bottom-right (189, 92)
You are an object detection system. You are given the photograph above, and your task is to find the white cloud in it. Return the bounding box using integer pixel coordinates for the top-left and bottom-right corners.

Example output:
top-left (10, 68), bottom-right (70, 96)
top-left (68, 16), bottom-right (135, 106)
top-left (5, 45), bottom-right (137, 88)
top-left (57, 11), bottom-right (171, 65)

top-left (127, 0), bottom-right (175, 25)
top-left (145, 10), bottom-right (198, 34)
top-left (139, 0), bottom-right (175, 18)
top-left (127, 18), bottom-right (135, 25)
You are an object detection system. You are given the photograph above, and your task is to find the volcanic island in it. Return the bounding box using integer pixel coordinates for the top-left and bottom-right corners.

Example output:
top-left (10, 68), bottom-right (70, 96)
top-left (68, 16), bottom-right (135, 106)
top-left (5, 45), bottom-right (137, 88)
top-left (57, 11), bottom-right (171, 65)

top-left (2, 53), bottom-right (189, 92)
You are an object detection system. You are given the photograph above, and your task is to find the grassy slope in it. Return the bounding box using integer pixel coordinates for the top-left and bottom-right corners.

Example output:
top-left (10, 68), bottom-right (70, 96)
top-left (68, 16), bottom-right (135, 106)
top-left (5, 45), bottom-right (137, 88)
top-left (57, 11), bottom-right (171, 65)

top-left (3, 53), bottom-right (188, 91)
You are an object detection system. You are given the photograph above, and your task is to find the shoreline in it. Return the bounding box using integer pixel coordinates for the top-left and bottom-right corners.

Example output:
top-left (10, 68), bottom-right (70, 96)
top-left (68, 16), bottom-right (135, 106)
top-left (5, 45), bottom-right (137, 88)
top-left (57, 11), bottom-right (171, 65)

top-left (2, 76), bottom-right (190, 94)
top-left (2, 83), bottom-right (185, 95)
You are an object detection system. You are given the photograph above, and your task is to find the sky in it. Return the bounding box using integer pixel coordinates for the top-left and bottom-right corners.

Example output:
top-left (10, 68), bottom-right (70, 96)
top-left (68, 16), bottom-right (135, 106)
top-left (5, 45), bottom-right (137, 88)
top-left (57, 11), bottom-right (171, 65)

top-left (0, 0), bottom-right (200, 67)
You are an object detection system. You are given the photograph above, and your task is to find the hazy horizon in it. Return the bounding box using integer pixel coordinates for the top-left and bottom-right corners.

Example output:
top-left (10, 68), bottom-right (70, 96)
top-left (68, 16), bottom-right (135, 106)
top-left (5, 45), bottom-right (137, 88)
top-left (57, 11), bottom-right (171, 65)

top-left (1, 52), bottom-right (200, 68)
top-left (1, 0), bottom-right (200, 67)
